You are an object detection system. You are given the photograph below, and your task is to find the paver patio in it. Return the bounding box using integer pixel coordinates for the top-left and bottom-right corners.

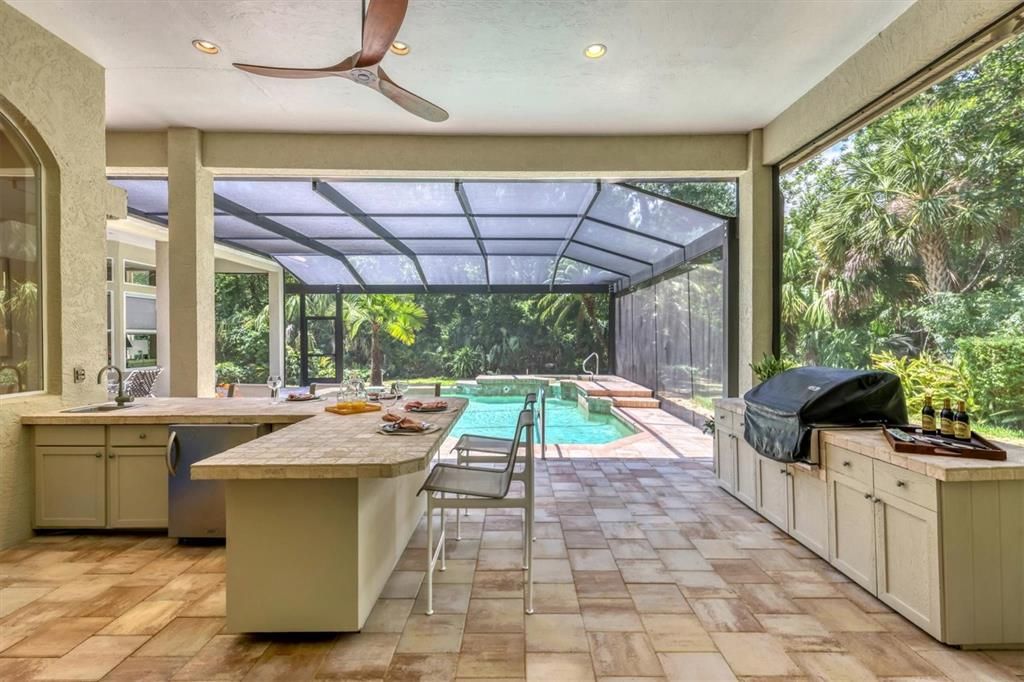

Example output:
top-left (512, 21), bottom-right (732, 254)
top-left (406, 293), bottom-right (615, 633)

top-left (0, 408), bottom-right (1020, 681)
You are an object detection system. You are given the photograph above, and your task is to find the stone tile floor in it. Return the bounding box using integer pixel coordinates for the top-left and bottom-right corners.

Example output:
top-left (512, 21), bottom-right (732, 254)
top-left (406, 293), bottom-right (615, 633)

top-left (1, 410), bottom-right (1022, 681)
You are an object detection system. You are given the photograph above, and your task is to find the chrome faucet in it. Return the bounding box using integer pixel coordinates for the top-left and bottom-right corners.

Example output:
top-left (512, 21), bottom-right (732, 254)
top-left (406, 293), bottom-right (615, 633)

top-left (97, 365), bottom-right (133, 406)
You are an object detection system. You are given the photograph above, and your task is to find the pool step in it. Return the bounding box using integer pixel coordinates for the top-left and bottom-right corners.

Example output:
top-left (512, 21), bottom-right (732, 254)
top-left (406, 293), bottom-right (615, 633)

top-left (606, 395), bottom-right (663, 405)
top-left (565, 378), bottom-right (661, 409)
top-left (571, 380), bottom-right (653, 398)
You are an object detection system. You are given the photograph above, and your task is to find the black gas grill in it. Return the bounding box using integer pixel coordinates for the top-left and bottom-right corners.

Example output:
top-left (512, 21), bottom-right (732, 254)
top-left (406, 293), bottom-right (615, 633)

top-left (743, 366), bottom-right (908, 463)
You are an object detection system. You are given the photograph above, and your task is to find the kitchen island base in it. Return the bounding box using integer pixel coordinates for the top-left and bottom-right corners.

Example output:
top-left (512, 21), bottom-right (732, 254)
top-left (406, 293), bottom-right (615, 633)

top-left (225, 470), bottom-right (427, 633)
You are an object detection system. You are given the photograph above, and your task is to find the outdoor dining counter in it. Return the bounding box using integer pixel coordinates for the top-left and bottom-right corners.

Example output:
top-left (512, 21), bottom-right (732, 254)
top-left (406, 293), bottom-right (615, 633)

top-left (23, 396), bottom-right (468, 633)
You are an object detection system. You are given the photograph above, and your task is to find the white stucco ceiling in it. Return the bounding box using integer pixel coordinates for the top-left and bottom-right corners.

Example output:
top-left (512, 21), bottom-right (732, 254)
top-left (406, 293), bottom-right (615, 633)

top-left (9, 0), bottom-right (914, 135)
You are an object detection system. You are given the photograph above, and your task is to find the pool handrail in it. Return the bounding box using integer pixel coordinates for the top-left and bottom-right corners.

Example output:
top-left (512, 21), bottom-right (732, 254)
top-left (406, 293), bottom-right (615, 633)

top-left (538, 386), bottom-right (546, 460)
top-left (582, 352), bottom-right (600, 379)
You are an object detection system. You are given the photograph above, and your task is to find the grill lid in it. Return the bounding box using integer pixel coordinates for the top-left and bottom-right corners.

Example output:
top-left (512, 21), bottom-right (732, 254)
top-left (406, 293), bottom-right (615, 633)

top-left (742, 366), bottom-right (908, 462)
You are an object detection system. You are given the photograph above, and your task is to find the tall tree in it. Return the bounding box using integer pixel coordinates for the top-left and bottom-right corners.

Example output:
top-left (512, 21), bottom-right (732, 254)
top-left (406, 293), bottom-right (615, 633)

top-left (815, 106), bottom-right (1009, 295)
top-left (345, 294), bottom-right (426, 385)
top-left (533, 293), bottom-right (607, 360)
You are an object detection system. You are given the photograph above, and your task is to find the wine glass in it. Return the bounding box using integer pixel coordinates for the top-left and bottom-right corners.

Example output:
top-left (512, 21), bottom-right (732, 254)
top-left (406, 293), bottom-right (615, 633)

top-left (395, 380), bottom-right (410, 402)
top-left (266, 375), bottom-right (282, 403)
top-left (337, 382), bottom-right (355, 410)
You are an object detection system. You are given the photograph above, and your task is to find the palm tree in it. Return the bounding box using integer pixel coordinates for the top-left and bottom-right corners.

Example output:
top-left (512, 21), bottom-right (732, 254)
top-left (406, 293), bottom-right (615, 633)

top-left (815, 106), bottom-right (1007, 296)
top-left (534, 293), bottom-right (607, 358)
top-left (345, 294), bottom-right (427, 384)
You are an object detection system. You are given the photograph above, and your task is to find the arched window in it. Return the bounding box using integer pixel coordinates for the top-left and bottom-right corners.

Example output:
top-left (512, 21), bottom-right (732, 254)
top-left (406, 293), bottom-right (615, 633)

top-left (0, 112), bottom-right (43, 394)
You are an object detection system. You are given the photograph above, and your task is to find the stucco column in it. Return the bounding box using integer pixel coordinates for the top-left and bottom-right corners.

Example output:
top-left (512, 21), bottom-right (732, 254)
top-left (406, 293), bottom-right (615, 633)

top-left (736, 129), bottom-right (774, 393)
top-left (167, 128), bottom-right (216, 397)
top-left (154, 240), bottom-right (171, 397)
top-left (268, 269), bottom-right (285, 381)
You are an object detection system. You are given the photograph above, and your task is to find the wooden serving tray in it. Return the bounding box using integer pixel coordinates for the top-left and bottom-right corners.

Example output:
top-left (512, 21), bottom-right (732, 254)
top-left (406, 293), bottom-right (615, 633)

top-left (324, 403), bottom-right (382, 416)
top-left (881, 425), bottom-right (1007, 461)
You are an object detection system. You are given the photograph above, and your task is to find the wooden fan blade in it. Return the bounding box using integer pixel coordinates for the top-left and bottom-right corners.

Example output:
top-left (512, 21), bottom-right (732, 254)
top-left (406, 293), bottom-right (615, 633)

top-left (356, 0), bottom-right (408, 67)
top-left (234, 62), bottom-right (343, 79)
top-left (376, 68), bottom-right (449, 122)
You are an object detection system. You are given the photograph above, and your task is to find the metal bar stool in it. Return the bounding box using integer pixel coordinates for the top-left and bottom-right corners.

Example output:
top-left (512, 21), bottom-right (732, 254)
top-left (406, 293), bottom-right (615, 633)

top-left (451, 391), bottom-right (541, 539)
top-left (419, 408), bottom-right (535, 615)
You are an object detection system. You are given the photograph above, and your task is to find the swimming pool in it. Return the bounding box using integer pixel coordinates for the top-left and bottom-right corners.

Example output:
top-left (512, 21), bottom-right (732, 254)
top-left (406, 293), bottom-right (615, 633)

top-left (442, 394), bottom-right (634, 445)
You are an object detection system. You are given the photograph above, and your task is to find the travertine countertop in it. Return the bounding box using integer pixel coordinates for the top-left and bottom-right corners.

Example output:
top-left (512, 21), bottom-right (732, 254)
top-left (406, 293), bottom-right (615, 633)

top-left (22, 397), bottom-right (467, 480)
top-left (20, 397), bottom-right (329, 424)
top-left (715, 397), bottom-right (1024, 482)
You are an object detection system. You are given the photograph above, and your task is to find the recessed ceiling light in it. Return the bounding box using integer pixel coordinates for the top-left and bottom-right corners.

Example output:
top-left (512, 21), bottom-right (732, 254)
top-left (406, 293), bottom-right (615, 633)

top-left (192, 39), bottom-right (220, 55)
top-left (583, 43), bottom-right (607, 59)
top-left (390, 41), bottom-right (411, 56)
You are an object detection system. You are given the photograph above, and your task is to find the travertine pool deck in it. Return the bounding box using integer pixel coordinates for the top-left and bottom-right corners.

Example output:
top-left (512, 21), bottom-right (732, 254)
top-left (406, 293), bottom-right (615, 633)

top-left (2, 407), bottom-right (1020, 680)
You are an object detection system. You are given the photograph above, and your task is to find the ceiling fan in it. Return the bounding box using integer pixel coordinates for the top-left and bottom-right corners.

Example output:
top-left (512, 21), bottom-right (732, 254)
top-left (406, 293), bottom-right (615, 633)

top-left (232, 0), bottom-right (448, 122)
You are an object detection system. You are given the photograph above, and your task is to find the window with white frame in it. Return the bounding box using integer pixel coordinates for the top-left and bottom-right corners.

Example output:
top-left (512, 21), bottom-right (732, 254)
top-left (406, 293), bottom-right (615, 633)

top-left (124, 293), bottom-right (157, 368)
top-left (124, 260), bottom-right (156, 287)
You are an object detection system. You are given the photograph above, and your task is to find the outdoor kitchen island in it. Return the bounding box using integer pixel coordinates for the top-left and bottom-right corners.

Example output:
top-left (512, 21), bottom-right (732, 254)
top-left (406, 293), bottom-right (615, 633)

top-left (191, 397), bottom-right (467, 633)
top-left (22, 397), bottom-right (467, 634)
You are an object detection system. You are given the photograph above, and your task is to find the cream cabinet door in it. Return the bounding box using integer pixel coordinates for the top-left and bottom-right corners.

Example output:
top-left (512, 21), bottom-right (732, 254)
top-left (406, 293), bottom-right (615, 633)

top-left (715, 430), bottom-right (738, 493)
top-left (788, 466), bottom-right (828, 559)
top-left (874, 490), bottom-right (941, 638)
top-left (755, 455), bottom-right (790, 530)
top-left (827, 470), bottom-right (877, 593)
top-left (35, 447), bottom-right (106, 528)
top-left (735, 439), bottom-right (757, 508)
top-left (108, 447), bottom-right (169, 528)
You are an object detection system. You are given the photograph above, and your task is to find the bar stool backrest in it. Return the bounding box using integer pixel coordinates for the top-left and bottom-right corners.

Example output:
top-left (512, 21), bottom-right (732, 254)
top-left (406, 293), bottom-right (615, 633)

top-left (496, 408), bottom-right (535, 498)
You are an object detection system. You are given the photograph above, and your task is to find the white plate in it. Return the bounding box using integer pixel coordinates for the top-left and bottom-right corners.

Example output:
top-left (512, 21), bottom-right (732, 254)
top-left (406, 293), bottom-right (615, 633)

top-left (286, 395), bottom-right (323, 402)
top-left (378, 423), bottom-right (440, 436)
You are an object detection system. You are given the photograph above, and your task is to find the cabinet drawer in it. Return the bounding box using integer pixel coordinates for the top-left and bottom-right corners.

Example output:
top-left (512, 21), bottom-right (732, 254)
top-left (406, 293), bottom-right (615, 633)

top-left (715, 408), bottom-right (736, 431)
top-left (35, 425), bottom-right (104, 447)
top-left (109, 425), bottom-right (169, 446)
top-left (873, 460), bottom-right (937, 512)
top-left (825, 446), bottom-right (873, 486)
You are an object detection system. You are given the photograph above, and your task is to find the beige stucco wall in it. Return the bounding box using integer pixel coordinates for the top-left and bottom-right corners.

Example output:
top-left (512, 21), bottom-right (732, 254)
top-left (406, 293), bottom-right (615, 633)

top-left (0, 2), bottom-right (106, 548)
top-left (764, 0), bottom-right (1021, 165)
top-left (737, 130), bottom-right (774, 392)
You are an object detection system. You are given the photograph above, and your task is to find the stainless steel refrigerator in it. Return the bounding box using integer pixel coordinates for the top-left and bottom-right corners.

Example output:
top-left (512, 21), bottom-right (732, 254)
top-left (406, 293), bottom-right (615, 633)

top-left (166, 423), bottom-right (267, 540)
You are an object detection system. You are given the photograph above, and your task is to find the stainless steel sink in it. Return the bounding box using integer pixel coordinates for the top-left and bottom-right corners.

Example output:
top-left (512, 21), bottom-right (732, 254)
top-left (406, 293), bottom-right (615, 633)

top-left (62, 403), bottom-right (137, 413)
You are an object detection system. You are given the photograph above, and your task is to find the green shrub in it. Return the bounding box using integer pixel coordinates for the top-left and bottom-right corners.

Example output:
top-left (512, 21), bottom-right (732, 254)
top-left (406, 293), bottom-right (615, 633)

top-left (870, 351), bottom-right (975, 419)
top-left (215, 362), bottom-right (248, 384)
top-left (750, 353), bottom-right (797, 383)
top-left (446, 346), bottom-right (485, 379)
top-left (956, 336), bottom-right (1024, 429)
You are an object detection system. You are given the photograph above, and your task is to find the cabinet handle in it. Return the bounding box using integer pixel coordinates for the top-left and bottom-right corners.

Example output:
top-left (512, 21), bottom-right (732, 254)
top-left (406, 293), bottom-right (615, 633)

top-left (108, 453), bottom-right (114, 459)
top-left (874, 498), bottom-right (883, 504)
top-left (138, 433), bottom-right (147, 440)
top-left (779, 468), bottom-right (787, 475)
top-left (864, 493), bottom-right (872, 500)
top-left (94, 452), bottom-right (102, 458)
top-left (842, 460), bottom-right (851, 468)
top-left (896, 480), bottom-right (906, 488)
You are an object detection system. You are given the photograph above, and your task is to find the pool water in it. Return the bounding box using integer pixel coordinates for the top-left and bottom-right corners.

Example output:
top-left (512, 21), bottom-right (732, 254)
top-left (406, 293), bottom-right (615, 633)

top-left (442, 394), bottom-right (633, 445)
